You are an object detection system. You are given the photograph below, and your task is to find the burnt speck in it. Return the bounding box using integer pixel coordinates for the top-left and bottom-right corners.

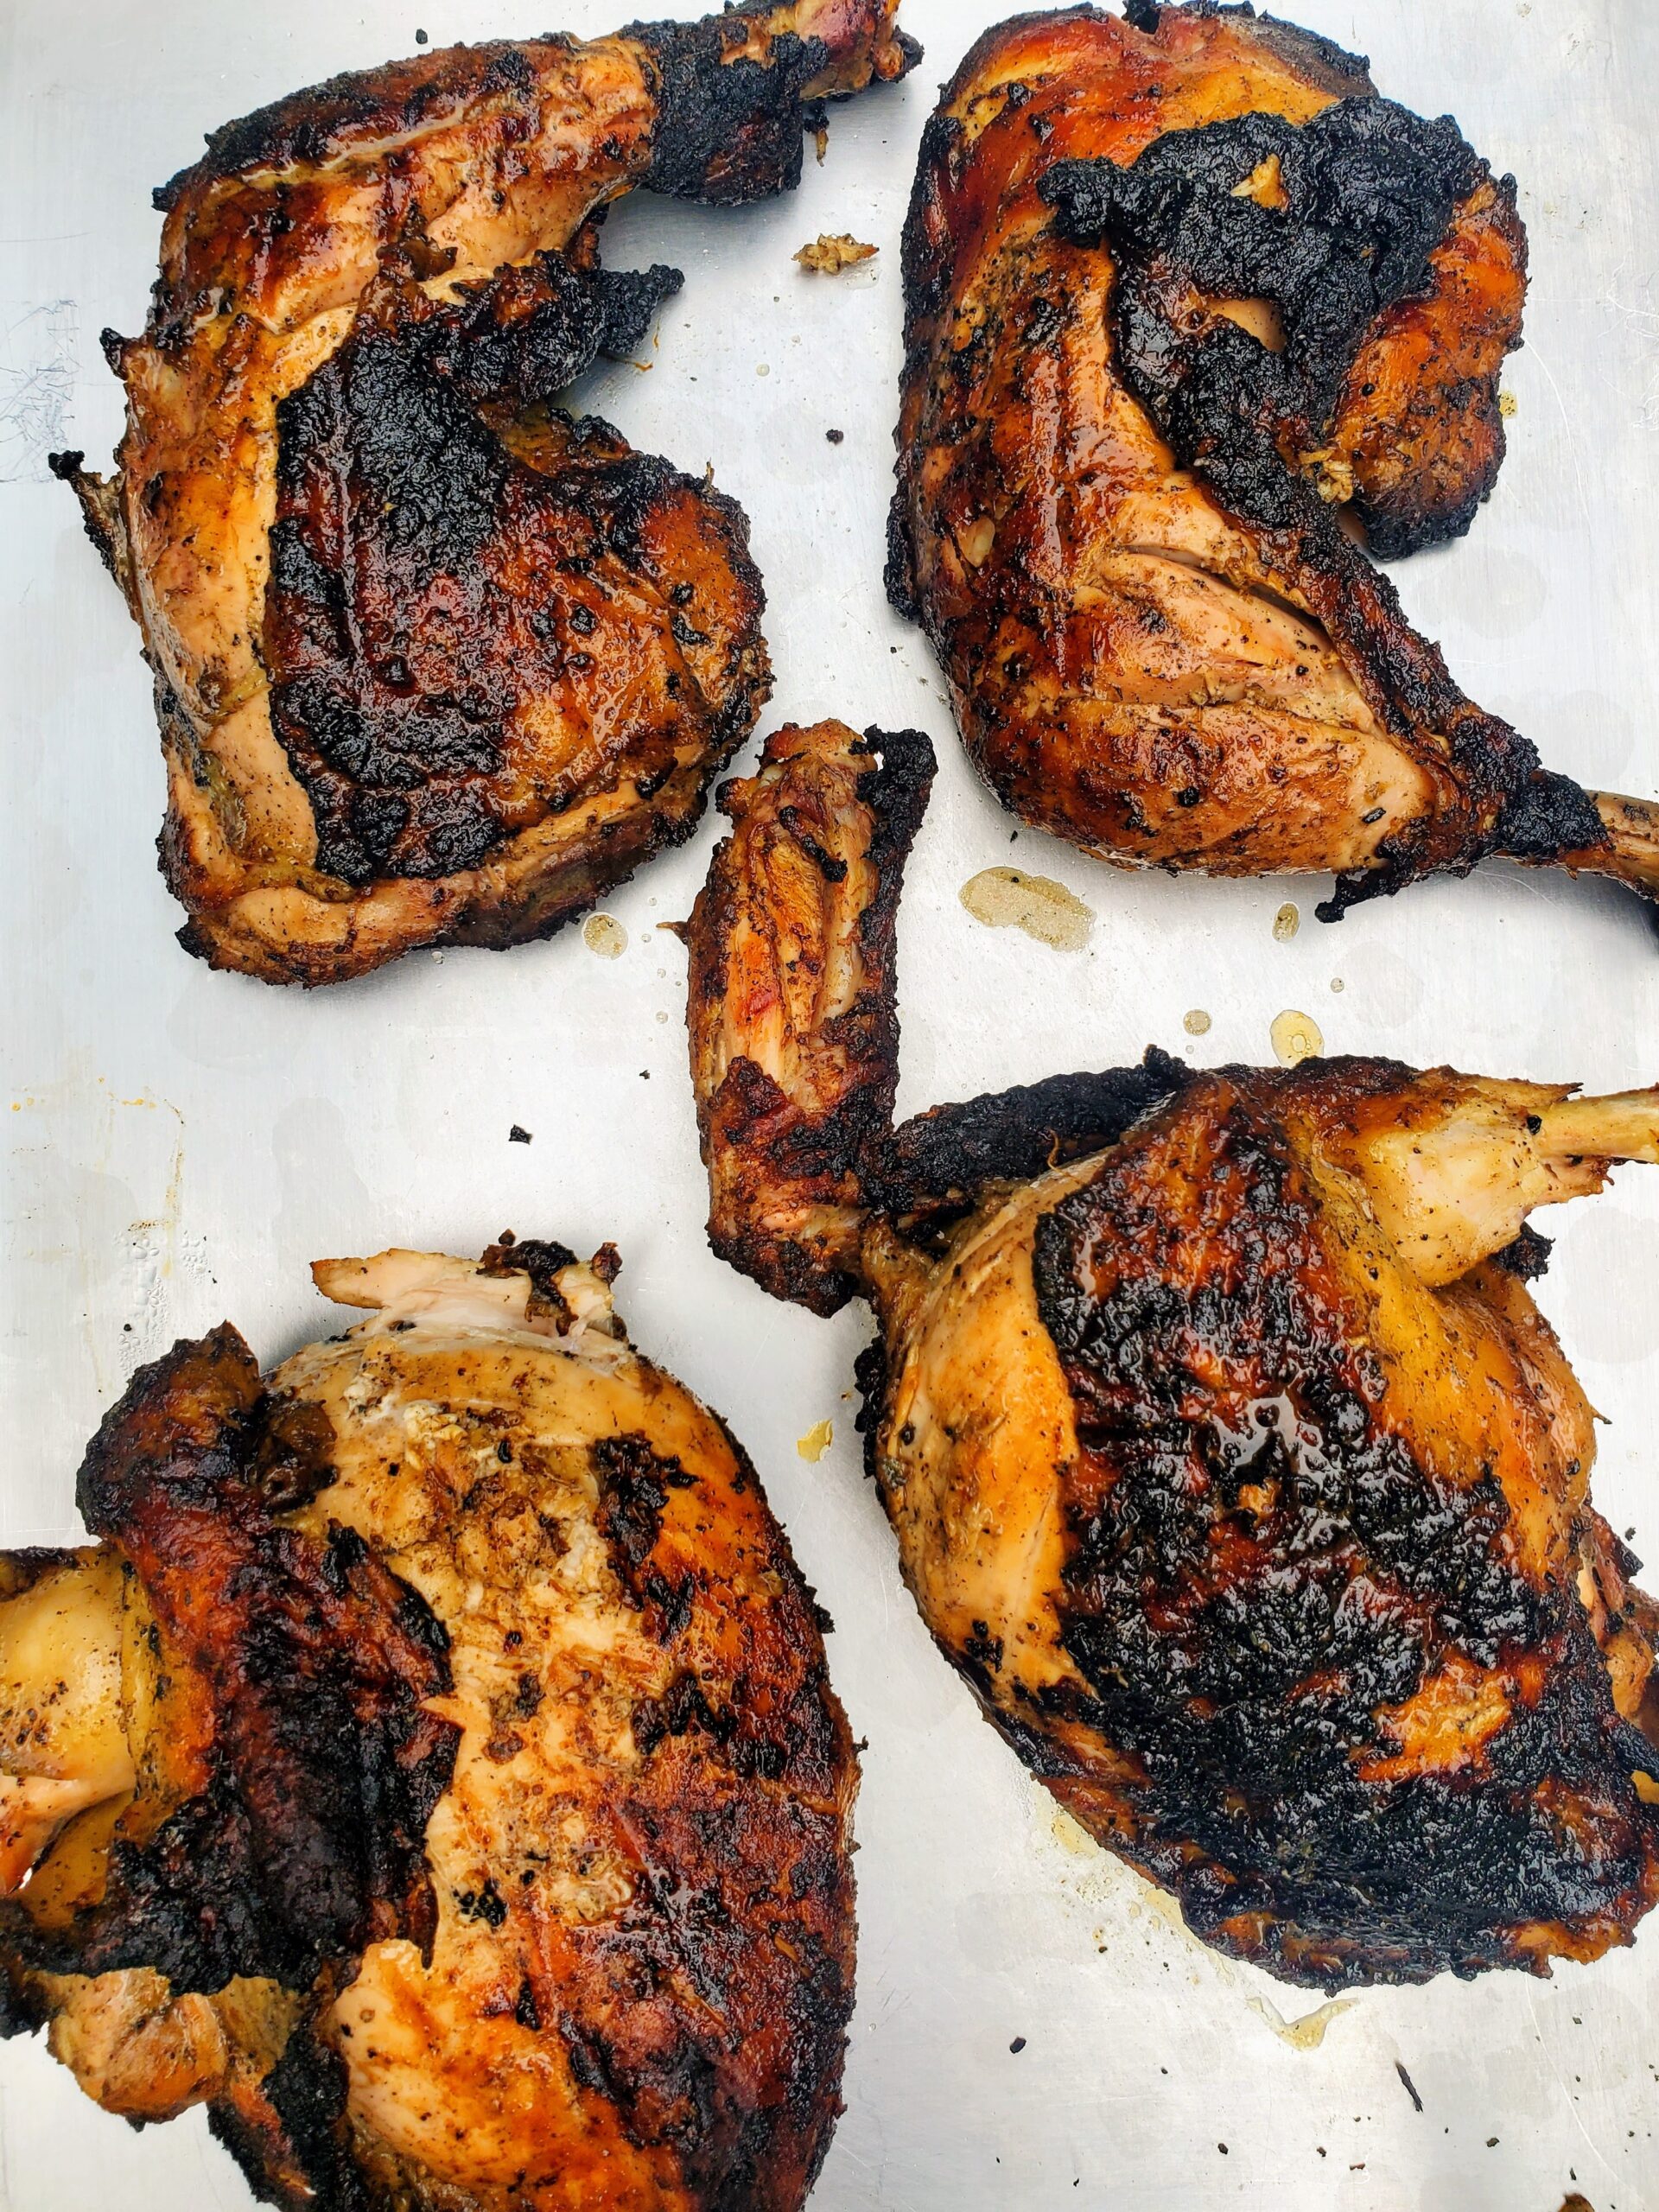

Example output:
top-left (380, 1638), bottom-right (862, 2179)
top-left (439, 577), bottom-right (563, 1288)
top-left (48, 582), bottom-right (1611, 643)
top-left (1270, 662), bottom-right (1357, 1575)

top-left (509, 1124), bottom-right (533, 1145)
top-left (827, 429), bottom-right (845, 445)
top-left (1395, 2062), bottom-right (1424, 2113)
top-left (1009, 2036), bottom-right (1027, 2055)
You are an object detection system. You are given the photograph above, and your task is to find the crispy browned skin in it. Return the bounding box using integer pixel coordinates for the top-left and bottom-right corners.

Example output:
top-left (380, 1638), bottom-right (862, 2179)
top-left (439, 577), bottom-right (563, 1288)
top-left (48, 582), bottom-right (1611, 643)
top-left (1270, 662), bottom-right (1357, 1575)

top-left (0, 1246), bottom-right (857, 2209)
top-left (54, 0), bottom-right (917, 986)
top-left (688, 715), bottom-right (1659, 1989)
top-left (689, 720), bottom-right (935, 1313)
top-left (888, 2), bottom-right (1659, 924)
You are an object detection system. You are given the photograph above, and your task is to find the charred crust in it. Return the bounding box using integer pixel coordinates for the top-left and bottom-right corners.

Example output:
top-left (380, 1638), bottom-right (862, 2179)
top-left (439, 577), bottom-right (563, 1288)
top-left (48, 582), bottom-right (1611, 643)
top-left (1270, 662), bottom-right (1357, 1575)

top-left (876, 1049), bottom-right (1193, 1220)
top-left (6, 1330), bottom-right (460, 1994)
top-left (632, 17), bottom-right (830, 204)
top-left (1024, 1076), bottom-right (1659, 1987)
top-left (266, 266), bottom-right (741, 888)
top-left (1491, 1223), bottom-right (1554, 1282)
top-left (250, 1393), bottom-right (339, 1512)
top-left (429, 253), bottom-right (685, 406)
top-left (1042, 102), bottom-right (1485, 503)
top-left (208, 2015), bottom-right (366, 2212)
top-left (593, 1433), bottom-right (695, 1606)
top-left (479, 1234), bottom-right (584, 1328)
top-left (1224, 6), bottom-right (1372, 95)
top-left (151, 38), bottom-right (571, 211)
top-left (1041, 98), bottom-right (1545, 882)
top-left (884, 485), bottom-right (920, 620)
top-left (1492, 770), bottom-right (1611, 864)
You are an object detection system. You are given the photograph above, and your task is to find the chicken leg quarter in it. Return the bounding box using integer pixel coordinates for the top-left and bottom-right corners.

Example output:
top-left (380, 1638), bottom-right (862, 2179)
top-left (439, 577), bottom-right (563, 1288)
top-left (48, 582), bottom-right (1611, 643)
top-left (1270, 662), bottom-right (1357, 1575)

top-left (887, 1), bottom-right (1659, 929)
top-left (688, 716), bottom-right (1659, 1990)
top-left (0, 1242), bottom-right (857, 2209)
top-left (55, 0), bottom-right (917, 985)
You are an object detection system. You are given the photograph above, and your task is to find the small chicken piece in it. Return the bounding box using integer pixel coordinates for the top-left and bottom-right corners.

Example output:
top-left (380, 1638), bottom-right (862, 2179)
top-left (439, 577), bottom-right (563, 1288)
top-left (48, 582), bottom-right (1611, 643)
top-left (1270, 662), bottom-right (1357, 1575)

top-left (688, 718), bottom-right (1659, 1990)
top-left (888, 2), bottom-right (1659, 928)
top-left (55, 0), bottom-right (917, 985)
top-left (0, 1242), bottom-right (857, 2210)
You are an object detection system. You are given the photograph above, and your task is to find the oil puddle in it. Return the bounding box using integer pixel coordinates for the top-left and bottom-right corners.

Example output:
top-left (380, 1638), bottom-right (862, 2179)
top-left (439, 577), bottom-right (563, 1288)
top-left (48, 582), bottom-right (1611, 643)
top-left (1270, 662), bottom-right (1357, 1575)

top-left (583, 914), bottom-right (627, 959)
top-left (961, 868), bottom-right (1093, 951)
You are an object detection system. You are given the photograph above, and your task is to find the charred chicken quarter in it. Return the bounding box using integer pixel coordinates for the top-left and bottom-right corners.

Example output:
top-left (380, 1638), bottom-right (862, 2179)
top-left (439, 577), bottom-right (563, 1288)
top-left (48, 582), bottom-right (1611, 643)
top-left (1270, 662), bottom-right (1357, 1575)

top-left (688, 717), bottom-right (1659, 1992)
top-left (54, 0), bottom-right (918, 986)
top-left (0, 1243), bottom-right (857, 2211)
top-left (888, 1), bottom-right (1659, 929)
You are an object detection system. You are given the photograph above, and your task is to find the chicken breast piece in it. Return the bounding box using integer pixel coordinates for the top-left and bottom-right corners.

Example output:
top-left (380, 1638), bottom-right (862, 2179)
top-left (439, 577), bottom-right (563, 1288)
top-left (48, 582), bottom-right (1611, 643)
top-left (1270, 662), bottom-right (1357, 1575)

top-left (0, 1242), bottom-right (857, 2211)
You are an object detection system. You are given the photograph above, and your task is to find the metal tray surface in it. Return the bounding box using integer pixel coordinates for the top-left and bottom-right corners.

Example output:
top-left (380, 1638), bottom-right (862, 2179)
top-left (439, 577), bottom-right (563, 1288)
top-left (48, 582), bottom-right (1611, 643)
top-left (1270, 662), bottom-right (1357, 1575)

top-left (2, 1), bottom-right (1656, 2205)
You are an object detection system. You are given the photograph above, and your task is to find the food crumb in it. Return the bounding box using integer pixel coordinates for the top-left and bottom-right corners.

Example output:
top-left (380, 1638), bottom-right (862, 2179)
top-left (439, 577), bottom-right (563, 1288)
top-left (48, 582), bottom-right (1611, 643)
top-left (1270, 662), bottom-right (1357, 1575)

top-left (796, 233), bottom-right (879, 275)
top-left (1273, 901), bottom-right (1300, 942)
top-left (798, 1420), bottom-right (835, 1463)
top-left (961, 867), bottom-right (1093, 951)
top-left (1183, 1009), bottom-right (1213, 1037)
top-left (509, 1125), bottom-right (532, 1146)
top-left (1330, 977), bottom-right (1344, 993)
top-left (1499, 390), bottom-right (1518, 417)
top-left (1271, 1009), bottom-right (1324, 1067)
top-left (583, 914), bottom-right (627, 959)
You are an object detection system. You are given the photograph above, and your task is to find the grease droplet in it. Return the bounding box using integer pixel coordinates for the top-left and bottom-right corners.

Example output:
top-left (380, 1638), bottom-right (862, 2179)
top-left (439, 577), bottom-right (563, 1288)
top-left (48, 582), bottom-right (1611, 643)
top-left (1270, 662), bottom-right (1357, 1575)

top-left (1273, 902), bottom-right (1300, 942)
top-left (1271, 1009), bottom-right (1324, 1067)
top-left (961, 868), bottom-right (1093, 951)
top-left (798, 1420), bottom-right (834, 1463)
top-left (1183, 1009), bottom-right (1213, 1037)
top-left (583, 914), bottom-right (627, 959)
top-left (1245, 1993), bottom-right (1354, 2050)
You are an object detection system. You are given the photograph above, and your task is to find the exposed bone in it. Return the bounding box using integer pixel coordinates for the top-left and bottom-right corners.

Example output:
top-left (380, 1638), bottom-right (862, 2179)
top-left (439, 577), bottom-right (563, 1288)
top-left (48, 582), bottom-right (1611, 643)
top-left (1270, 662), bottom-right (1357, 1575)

top-left (1340, 1082), bottom-right (1659, 1288)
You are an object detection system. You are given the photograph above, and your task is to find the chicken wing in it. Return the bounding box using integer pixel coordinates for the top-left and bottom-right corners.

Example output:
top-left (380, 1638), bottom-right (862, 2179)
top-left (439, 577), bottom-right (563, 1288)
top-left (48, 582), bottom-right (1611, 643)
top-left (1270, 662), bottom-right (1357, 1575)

top-left (689, 717), bottom-right (1659, 1989)
top-left (55, 0), bottom-right (917, 984)
top-left (887, 2), bottom-right (1659, 925)
top-left (0, 1243), bottom-right (857, 2209)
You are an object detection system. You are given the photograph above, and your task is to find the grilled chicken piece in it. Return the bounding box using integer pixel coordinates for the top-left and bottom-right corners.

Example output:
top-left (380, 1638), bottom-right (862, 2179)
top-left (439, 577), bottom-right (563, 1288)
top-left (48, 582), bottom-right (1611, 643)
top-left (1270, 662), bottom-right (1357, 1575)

top-left (0, 1243), bottom-right (856, 2210)
top-left (888, 2), bottom-right (1659, 927)
top-left (688, 717), bottom-right (1659, 1990)
top-left (54, 1), bottom-right (917, 986)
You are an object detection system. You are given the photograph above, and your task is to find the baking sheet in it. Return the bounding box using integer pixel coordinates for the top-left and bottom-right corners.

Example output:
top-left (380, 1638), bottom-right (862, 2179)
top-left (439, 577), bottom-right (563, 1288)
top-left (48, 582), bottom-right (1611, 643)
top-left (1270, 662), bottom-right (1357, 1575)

top-left (3, 0), bottom-right (1657, 2204)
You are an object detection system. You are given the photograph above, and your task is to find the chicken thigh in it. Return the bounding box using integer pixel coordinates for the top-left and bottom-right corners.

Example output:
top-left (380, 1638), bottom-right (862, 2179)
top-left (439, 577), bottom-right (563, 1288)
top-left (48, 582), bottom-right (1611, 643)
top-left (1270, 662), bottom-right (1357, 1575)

top-left (887, 2), bottom-right (1659, 926)
top-left (688, 717), bottom-right (1659, 1989)
top-left (55, 0), bottom-right (917, 984)
top-left (0, 1242), bottom-right (856, 2209)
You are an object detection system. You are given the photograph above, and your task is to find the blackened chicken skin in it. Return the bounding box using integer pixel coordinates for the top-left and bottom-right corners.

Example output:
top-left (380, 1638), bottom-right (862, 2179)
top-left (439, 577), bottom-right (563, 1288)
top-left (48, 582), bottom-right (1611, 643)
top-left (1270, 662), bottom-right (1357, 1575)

top-left (0, 1244), bottom-right (856, 2210)
top-left (888, 2), bottom-right (1659, 926)
top-left (689, 717), bottom-right (1659, 1991)
top-left (55, 0), bottom-right (917, 986)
